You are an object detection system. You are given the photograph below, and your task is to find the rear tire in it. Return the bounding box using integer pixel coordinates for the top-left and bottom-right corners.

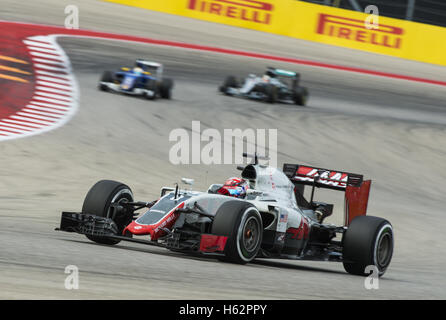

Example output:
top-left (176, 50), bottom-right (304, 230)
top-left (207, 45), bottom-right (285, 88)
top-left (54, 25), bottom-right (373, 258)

top-left (145, 79), bottom-right (158, 100)
top-left (98, 71), bottom-right (114, 91)
top-left (159, 78), bottom-right (173, 99)
top-left (293, 86), bottom-right (309, 106)
top-left (342, 216), bottom-right (394, 276)
top-left (82, 180), bottom-right (134, 245)
top-left (211, 201), bottom-right (263, 264)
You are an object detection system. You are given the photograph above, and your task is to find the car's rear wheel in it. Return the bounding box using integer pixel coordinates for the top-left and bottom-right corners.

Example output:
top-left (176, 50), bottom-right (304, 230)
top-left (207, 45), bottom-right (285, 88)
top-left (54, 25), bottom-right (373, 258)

top-left (145, 79), bottom-right (158, 100)
top-left (219, 76), bottom-right (239, 95)
top-left (211, 201), bottom-right (263, 264)
top-left (342, 216), bottom-right (394, 276)
top-left (98, 71), bottom-right (113, 91)
top-left (159, 78), bottom-right (174, 99)
top-left (293, 86), bottom-right (309, 106)
top-left (82, 180), bottom-right (134, 245)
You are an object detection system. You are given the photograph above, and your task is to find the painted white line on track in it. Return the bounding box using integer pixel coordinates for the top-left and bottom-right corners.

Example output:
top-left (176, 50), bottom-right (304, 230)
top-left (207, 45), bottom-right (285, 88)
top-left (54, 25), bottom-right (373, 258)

top-left (28, 46), bottom-right (59, 54)
top-left (33, 96), bottom-right (71, 105)
top-left (28, 101), bottom-right (70, 110)
top-left (36, 85), bottom-right (72, 95)
top-left (11, 115), bottom-right (54, 125)
top-left (29, 51), bottom-right (64, 61)
top-left (36, 80), bottom-right (71, 90)
top-left (32, 58), bottom-right (66, 66)
top-left (36, 75), bottom-right (71, 84)
top-left (2, 119), bottom-right (45, 128)
top-left (23, 40), bottom-right (56, 48)
top-left (26, 105), bottom-right (66, 114)
top-left (36, 70), bottom-right (71, 79)
top-left (17, 111), bottom-right (60, 121)
top-left (34, 91), bottom-right (72, 102)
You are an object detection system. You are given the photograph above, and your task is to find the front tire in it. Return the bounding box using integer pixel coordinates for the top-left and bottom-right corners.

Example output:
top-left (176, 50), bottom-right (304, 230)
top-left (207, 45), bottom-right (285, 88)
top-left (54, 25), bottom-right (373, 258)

top-left (219, 76), bottom-right (239, 95)
top-left (264, 84), bottom-right (277, 103)
top-left (342, 216), bottom-right (394, 276)
top-left (98, 71), bottom-right (114, 91)
top-left (211, 201), bottom-right (263, 264)
top-left (81, 180), bottom-right (134, 245)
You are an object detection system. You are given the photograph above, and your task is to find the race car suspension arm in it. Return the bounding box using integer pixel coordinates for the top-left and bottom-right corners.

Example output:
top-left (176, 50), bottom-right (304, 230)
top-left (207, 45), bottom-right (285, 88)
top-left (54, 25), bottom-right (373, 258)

top-left (176, 201), bottom-right (214, 219)
top-left (110, 200), bottom-right (156, 220)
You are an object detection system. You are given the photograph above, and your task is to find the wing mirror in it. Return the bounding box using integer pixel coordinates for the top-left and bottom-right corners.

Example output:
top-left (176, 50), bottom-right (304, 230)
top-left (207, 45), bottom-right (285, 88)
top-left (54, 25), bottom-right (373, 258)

top-left (181, 178), bottom-right (194, 186)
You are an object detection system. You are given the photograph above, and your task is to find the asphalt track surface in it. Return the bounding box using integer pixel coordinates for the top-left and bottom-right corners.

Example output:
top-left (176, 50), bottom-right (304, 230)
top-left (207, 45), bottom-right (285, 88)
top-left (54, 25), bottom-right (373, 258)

top-left (0, 0), bottom-right (446, 299)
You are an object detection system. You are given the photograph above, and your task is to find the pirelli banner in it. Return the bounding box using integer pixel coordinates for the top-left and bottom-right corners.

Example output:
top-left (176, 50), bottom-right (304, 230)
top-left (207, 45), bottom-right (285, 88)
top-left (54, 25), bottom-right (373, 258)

top-left (104, 0), bottom-right (446, 66)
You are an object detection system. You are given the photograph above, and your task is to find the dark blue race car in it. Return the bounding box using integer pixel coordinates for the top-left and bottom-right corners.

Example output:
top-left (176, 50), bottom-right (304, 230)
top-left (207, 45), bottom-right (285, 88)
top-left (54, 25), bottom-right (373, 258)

top-left (98, 59), bottom-right (174, 100)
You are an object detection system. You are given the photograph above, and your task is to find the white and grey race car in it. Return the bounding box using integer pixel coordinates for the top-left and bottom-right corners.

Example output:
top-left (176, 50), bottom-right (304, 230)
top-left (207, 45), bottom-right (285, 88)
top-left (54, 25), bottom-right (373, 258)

top-left (219, 67), bottom-right (309, 106)
top-left (57, 154), bottom-right (393, 277)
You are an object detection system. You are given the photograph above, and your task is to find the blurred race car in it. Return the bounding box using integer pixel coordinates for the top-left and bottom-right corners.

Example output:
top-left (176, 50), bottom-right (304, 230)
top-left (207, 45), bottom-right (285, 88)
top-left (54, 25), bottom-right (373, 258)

top-left (98, 59), bottom-right (174, 100)
top-left (57, 154), bottom-right (393, 277)
top-left (219, 67), bottom-right (309, 106)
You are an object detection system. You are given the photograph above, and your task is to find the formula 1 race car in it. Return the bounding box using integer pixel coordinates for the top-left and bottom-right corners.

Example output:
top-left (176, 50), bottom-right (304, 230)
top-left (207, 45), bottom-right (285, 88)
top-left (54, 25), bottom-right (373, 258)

top-left (98, 59), bottom-right (174, 100)
top-left (57, 154), bottom-right (393, 277)
top-left (219, 67), bottom-right (309, 106)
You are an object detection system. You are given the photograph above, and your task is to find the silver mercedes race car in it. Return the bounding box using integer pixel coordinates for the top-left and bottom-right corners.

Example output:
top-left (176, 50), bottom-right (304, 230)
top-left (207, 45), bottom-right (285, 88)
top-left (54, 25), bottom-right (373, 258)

top-left (57, 154), bottom-right (393, 277)
top-left (219, 67), bottom-right (309, 106)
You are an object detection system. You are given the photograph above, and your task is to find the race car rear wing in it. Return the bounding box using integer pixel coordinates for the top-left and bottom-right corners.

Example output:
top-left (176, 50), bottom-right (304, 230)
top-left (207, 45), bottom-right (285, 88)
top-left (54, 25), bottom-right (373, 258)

top-left (283, 164), bottom-right (371, 226)
top-left (267, 67), bottom-right (299, 78)
top-left (283, 164), bottom-right (363, 191)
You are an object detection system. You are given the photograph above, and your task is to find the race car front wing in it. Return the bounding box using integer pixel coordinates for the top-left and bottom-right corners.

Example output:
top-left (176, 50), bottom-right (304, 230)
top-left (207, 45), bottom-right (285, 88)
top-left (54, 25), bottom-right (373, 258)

top-left (56, 211), bottom-right (227, 254)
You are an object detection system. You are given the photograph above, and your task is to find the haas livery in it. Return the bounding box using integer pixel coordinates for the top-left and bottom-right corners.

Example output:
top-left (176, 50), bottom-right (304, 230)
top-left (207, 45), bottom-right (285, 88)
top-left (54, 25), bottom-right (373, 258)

top-left (58, 153), bottom-right (394, 277)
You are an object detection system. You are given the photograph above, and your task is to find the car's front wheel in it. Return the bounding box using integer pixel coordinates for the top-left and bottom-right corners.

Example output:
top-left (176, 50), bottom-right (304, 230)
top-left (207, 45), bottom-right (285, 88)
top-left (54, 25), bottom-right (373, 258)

top-left (211, 201), bottom-right (263, 264)
top-left (98, 71), bottom-right (114, 91)
top-left (219, 76), bottom-right (239, 95)
top-left (81, 180), bottom-right (134, 245)
top-left (264, 84), bottom-right (277, 103)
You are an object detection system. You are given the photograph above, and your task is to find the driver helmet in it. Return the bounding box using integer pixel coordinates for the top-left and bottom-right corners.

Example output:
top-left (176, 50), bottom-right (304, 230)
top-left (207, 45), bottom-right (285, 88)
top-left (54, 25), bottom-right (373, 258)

top-left (218, 177), bottom-right (248, 198)
top-left (262, 74), bottom-right (270, 82)
top-left (133, 67), bottom-right (144, 75)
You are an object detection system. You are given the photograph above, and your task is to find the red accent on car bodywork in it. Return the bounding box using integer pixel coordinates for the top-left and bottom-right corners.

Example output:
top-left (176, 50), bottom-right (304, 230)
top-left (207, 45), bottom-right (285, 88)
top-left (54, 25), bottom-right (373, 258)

top-left (286, 217), bottom-right (309, 240)
top-left (344, 180), bottom-right (371, 226)
top-left (199, 234), bottom-right (228, 252)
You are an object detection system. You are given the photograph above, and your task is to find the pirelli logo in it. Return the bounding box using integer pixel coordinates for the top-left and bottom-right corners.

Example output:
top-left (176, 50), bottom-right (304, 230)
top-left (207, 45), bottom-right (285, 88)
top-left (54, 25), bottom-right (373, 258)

top-left (317, 14), bottom-right (404, 49)
top-left (187, 0), bottom-right (274, 25)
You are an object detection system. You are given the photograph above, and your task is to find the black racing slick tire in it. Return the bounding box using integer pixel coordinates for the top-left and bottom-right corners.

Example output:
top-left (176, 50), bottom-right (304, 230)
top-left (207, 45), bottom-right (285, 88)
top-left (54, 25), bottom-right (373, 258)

top-left (264, 84), bottom-right (277, 103)
top-left (211, 201), bottom-right (263, 264)
top-left (81, 180), bottom-right (134, 245)
top-left (145, 79), bottom-right (158, 100)
top-left (219, 76), bottom-right (239, 94)
top-left (159, 78), bottom-right (174, 99)
top-left (98, 71), bottom-right (113, 91)
top-left (342, 216), bottom-right (394, 277)
top-left (293, 86), bottom-right (309, 106)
